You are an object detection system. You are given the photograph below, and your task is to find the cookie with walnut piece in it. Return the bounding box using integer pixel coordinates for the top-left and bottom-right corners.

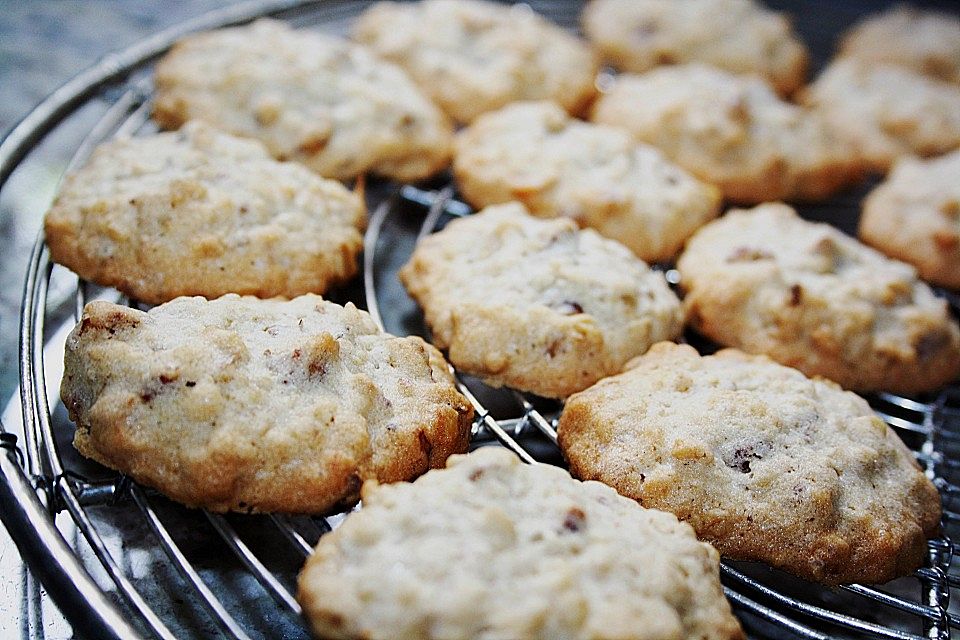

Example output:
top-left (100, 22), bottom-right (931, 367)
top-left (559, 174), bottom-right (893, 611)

top-left (558, 342), bottom-right (942, 585)
top-left (581, 0), bottom-right (808, 96)
top-left (44, 121), bottom-right (365, 305)
top-left (352, 0), bottom-right (598, 124)
top-left (62, 294), bottom-right (473, 514)
top-left (860, 150), bottom-right (960, 290)
top-left (399, 203), bottom-right (683, 399)
top-left (154, 19), bottom-right (452, 181)
top-left (298, 446), bottom-right (745, 640)
top-left (453, 100), bottom-right (721, 263)
top-left (676, 203), bottom-right (960, 394)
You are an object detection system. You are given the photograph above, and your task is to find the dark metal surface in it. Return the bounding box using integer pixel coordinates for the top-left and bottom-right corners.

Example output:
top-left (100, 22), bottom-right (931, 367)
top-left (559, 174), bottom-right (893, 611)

top-left (2, 1), bottom-right (960, 639)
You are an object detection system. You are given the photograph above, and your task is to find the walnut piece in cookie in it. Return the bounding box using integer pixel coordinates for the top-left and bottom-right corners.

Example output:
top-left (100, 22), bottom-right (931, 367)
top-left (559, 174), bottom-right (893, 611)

top-left (62, 294), bottom-right (473, 514)
top-left (591, 64), bottom-right (862, 204)
top-left (453, 100), bottom-right (721, 263)
top-left (298, 447), bottom-right (745, 640)
top-left (44, 121), bottom-right (365, 305)
top-left (399, 203), bottom-right (684, 399)
top-left (559, 342), bottom-right (941, 585)
top-left (800, 59), bottom-right (960, 173)
top-left (582, 0), bottom-right (808, 96)
top-left (860, 150), bottom-right (960, 290)
top-left (676, 203), bottom-right (960, 394)
top-left (353, 0), bottom-right (598, 124)
top-left (154, 19), bottom-right (453, 181)
top-left (839, 6), bottom-right (960, 85)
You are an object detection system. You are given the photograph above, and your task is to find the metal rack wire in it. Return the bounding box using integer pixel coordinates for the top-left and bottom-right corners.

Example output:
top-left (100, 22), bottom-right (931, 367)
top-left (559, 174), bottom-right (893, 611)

top-left (1, 1), bottom-right (959, 639)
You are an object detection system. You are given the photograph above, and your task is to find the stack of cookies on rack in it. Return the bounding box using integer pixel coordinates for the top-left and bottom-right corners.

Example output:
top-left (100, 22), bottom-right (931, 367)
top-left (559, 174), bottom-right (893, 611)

top-left (42, 0), bottom-right (960, 638)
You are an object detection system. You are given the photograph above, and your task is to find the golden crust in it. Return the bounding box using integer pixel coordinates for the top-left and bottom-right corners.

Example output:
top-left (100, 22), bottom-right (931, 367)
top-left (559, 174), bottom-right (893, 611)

top-left (559, 342), bottom-right (942, 585)
top-left (63, 295), bottom-right (473, 514)
top-left (677, 203), bottom-right (960, 394)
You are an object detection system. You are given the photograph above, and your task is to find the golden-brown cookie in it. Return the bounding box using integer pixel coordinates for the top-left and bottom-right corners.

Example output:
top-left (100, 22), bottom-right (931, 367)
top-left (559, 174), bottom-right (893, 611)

top-left (453, 101), bottom-right (721, 262)
top-left (559, 342), bottom-right (941, 585)
top-left (860, 150), bottom-right (960, 289)
top-left (399, 203), bottom-right (683, 399)
top-left (676, 203), bottom-right (960, 394)
top-left (298, 447), bottom-right (745, 640)
top-left (44, 122), bottom-right (365, 305)
top-left (62, 295), bottom-right (473, 514)
top-left (154, 19), bottom-right (453, 181)
top-left (353, 0), bottom-right (598, 123)
top-left (591, 65), bottom-right (862, 203)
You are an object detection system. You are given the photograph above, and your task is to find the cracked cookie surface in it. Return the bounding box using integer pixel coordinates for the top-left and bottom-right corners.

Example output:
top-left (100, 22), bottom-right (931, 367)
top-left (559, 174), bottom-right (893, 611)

top-left (62, 294), bottom-right (473, 514)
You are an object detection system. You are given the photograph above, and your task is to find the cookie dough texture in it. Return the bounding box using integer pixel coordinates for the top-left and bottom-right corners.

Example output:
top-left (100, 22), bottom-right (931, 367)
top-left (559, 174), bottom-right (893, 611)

top-left (591, 65), bottom-right (861, 204)
top-left (801, 59), bottom-right (960, 172)
top-left (62, 295), bottom-right (473, 514)
top-left (582, 0), bottom-right (808, 96)
top-left (154, 19), bottom-right (453, 181)
top-left (676, 203), bottom-right (960, 394)
top-left (860, 150), bottom-right (960, 290)
top-left (399, 204), bottom-right (684, 398)
top-left (353, 0), bottom-right (598, 124)
top-left (453, 101), bottom-right (722, 262)
top-left (44, 122), bottom-right (365, 305)
top-left (298, 447), bottom-right (745, 640)
top-left (559, 342), bottom-right (941, 585)
top-left (839, 6), bottom-right (960, 85)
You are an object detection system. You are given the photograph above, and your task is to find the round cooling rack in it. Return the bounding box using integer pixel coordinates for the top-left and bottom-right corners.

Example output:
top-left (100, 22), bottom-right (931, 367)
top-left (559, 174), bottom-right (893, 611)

top-left (2, 1), bottom-right (960, 639)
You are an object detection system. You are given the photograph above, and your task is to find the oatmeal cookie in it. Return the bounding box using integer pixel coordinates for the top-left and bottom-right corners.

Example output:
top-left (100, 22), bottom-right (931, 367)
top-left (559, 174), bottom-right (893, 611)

top-left (298, 447), bottom-right (745, 640)
top-left (453, 101), bottom-right (721, 262)
top-left (582, 0), bottom-right (808, 96)
top-left (399, 204), bottom-right (683, 398)
top-left (591, 65), bottom-right (861, 203)
top-left (44, 122), bottom-right (365, 305)
top-left (559, 342), bottom-right (942, 585)
top-left (353, 0), bottom-right (598, 124)
top-left (800, 59), bottom-right (960, 173)
top-left (860, 150), bottom-right (960, 290)
top-left (154, 19), bottom-right (452, 181)
top-left (839, 6), bottom-right (960, 85)
top-left (62, 294), bottom-right (473, 514)
top-left (676, 203), bottom-right (960, 394)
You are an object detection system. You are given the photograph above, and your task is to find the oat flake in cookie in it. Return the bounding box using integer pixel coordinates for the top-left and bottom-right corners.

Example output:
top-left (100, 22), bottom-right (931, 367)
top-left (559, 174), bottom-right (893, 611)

top-left (297, 447), bottom-right (745, 640)
top-left (62, 295), bottom-right (473, 514)
top-left (352, 0), bottom-right (599, 124)
top-left (44, 122), bottom-right (365, 305)
top-left (453, 100), bottom-right (721, 263)
top-left (558, 343), bottom-right (941, 585)
top-left (582, 0), bottom-right (809, 96)
top-left (591, 64), bottom-right (862, 204)
top-left (154, 19), bottom-right (453, 181)
top-left (676, 203), bottom-right (960, 394)
top-left (399, 203), bottom-right (684, 399)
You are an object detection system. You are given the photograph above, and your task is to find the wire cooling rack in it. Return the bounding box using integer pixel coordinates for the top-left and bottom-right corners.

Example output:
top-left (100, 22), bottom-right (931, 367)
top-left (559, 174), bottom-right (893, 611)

top-left (2, 1), bottom-right (960, 639)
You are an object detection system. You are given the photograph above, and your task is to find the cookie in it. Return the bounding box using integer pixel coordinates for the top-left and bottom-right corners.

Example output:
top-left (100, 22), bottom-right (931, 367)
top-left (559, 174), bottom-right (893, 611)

top-left (676, 203), bottom-right (960, 394)
top-left (453, 101), bottom-right (722, 263)
top-left (352, 0), bottom-right (598, 124)
top-left (44, 122), bottom-right (365, 305)
top-left (800, 59), bottom-right (960, 173)
top-left (62, 294), bottom-right (473, 514)
top-left (860, 150), bottom-right (960, 290)
top-left (558, 342), bottom-right (942, 585)
top-left (582, 0), bottom-right (808, 96)
top-left (591, 64), bottom-right (862, 204)
top-left (154, 19), bottom-right (452, 181)
top-left (297, 447), bottom-right (745, 640)
top-left (399, 203), bottom-right (684, 399)
top-left (839, 6), bottom-right (960, 85)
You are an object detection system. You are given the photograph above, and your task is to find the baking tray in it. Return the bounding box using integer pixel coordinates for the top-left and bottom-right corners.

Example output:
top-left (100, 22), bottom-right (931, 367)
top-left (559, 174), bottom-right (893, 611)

top-left (1, 1), bottom-right (960, 639)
